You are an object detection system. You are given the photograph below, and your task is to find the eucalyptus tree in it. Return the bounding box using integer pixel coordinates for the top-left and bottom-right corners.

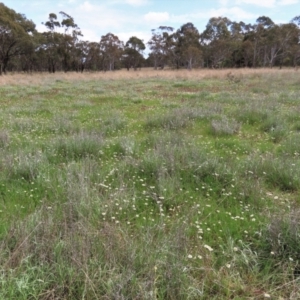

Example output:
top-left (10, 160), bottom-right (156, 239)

top-left (42, 13), bottom-right (63, 72)
top-left (42, 12), bottom-right (82, 72)
top-left (84, 41), bottom-right (102, 71)
top-left (248, 16), bottom-right (298, 68)
top-left (123, 36), bottom-right (145, 70)
top-left (266, 23), bottom-right (299, 67)
top-left (181, 45), bottom-right (202, 69)
top-left (230, 22), bottom-right (254, 67)
top-left (0, 3), bottom-right (36, 74)
top-left (58, 11), bottom-right (82, 72)
top-left (70, 40), bottom-right (88, 72)
top-left (19, 30), bottom-right (46, 72)
top-left (201, 17), bottom-right (232, 68)
top-left (229, 21), bottom-right (249, 67)
top-left (99, 33), bottom-right (123, 71)
top-left (173, 22), bottom-right (201, 69)
top-left (250, 16), bottom-right (275, 67)
top-left (290, 16), bottom-right (300, 67)
top-left (148, 26), bottom-right (174, 69)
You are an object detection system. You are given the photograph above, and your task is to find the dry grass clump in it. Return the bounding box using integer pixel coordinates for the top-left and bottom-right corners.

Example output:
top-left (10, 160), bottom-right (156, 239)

top-left (0, 130), bottom-right (9, 148)
top-left (0, 68), bottom-right (296, 86)
top-left (211, 117), bottom-right (240, 136)
top-left (4, 151), bottom-right (46, 182)
top-left (145, 107), bottom-right (205, 130)
top-left (278, 133), bottom-right (300, 156)
top-left (258, 208), bottom-right (300, 293)
top-left (49, 131), bottom-right (104, 162)
top-left (266, 209), bottom-right (300, 261)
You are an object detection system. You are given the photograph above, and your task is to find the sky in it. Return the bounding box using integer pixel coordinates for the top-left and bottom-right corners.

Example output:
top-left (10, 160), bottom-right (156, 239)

top-left (3, 0), bottom-right (300, 45)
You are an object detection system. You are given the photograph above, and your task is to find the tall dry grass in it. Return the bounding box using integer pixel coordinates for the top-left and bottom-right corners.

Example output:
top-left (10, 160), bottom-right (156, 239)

top-left (0, 67), bottom-right (297, 86)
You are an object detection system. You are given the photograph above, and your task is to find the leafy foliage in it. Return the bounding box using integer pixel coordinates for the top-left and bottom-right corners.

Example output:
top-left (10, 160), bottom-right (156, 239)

top-left (1, 2), bottom-right (300, 73)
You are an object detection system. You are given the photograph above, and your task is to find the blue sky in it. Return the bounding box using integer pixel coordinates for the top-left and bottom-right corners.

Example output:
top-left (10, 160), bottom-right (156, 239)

top-left (4, 0), bottom-right (300, 44)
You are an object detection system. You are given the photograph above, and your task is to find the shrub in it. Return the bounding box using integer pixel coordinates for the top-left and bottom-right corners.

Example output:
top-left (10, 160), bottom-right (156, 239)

top-left (50, 132), bottom-right (104, 162)
top-left (260, 116), bottom-right (287, 143)
top-left (259, 209), bottom-right (300, 277)
top-left (278, 133), bottom-right (300, 156)
top-left (145, 107), bottom-right (205, 130)
top-left (211, 117), bottom-right (240, 136)
top-left (0, 130), bottom-right (9, 148)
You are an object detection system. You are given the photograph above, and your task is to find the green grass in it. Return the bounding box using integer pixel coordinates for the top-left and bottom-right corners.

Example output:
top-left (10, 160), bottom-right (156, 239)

top-left (0, 71), bottom-right (300, 299)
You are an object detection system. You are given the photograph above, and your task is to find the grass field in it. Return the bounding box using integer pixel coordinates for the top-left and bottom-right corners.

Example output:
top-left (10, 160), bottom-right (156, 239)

top-left (1, 68), bottom-right (300, 299)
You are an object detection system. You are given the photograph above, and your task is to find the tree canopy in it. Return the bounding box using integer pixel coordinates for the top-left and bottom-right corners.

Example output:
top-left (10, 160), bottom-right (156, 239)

top-left (1, 2), bottom-right (300, 73)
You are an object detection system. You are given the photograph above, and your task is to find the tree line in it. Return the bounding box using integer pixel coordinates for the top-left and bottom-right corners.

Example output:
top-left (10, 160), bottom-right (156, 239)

top-left (0, 2), bottom-right (300, 74)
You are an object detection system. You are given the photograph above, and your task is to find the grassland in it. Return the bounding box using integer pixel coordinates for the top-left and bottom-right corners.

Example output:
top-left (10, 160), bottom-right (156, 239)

top-left (0, 68), bottom-right (300, 299)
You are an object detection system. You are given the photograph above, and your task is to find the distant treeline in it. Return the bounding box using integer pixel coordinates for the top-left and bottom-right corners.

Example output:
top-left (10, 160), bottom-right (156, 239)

top-left (0, 2), bottom-right (300, 74)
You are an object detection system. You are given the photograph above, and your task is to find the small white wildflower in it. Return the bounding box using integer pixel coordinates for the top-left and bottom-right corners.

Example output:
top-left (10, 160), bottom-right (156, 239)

top-left (99, 183), bottom-right (109, 188)
top-left (289, 257), bottom-right (294, 262)
top-left (204, 245), bottom-right (213, 252)
top-left (187, 254), bottom-right (193, 259)
top-left (270, 251), bottom-right (275, 255)
top-left (233, 247), bottom-right (238, 252)
top-left (197, 255), bottom-right (202, 259)
top-left (226, 264), bottom-right (231, 269)
top-left (264, 293), bottom-right (271, 298)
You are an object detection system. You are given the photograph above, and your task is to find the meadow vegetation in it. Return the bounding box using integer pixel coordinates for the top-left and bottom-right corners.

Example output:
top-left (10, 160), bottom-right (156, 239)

top-left (0, 68), bottom-right (300, 299)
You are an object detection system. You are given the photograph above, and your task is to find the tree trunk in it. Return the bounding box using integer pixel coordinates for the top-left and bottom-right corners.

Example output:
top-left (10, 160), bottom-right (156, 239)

top-left (187, 58), bottom-right (192, 70)
top-left (154, 56), bottom-right (158, 70)
top-left (253, 42), bottom-right (256, 67)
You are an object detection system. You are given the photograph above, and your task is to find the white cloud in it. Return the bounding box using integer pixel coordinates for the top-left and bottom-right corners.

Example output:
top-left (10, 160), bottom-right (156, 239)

top-left (110, 0), bottom-right (149, 6)
top-left (144, 12), bottom-right (170, 23)
top-left (116, 30), bottom-right (151, 44)
top-left (234, 0), bottom-right (298, 6)
top-left (235, 0), bottom-right (276, 7)
top-left (125, 0), bottom-right (149, 6)
top-left (278, 0), bottom-right (299, 4)
top-left (79, 27), bottom-right (100, 42)
top-left (75, 1), bottom-right (136, 32)
top-left (209, 6), bottom-right (257, 20)
top-left (218, 0), bottom-right (229, 5)
top-left (170, 14), bottom-right (193, 24)
top-left (78, 1), bottom-right (95, 12)
top-left (140, 6), bottom-right (256, 30)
